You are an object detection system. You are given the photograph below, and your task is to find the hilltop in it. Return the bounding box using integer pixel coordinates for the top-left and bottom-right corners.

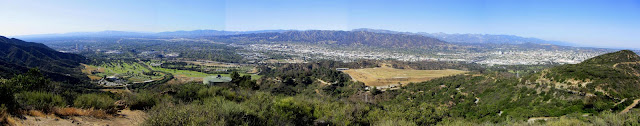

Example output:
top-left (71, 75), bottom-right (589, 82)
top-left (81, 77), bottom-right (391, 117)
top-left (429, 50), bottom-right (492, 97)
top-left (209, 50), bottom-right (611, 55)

top-left (581, 50), bottom-right (640, 65)
top-left (532, 50), bottom-right (640, 99)
top-left (0, 35), bottom-right (87, 83)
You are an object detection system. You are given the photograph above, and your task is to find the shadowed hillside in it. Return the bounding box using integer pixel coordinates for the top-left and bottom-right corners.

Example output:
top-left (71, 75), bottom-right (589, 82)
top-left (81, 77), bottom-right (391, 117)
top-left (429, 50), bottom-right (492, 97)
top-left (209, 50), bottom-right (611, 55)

top-left (0, 36), bottom-right (87, 83)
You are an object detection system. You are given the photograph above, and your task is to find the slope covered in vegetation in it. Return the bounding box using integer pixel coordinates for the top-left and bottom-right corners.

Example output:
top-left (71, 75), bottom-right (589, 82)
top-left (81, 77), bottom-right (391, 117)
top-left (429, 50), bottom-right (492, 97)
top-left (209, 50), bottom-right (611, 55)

top-left (0, 36), bottom-right (87, 83)
top-left (536, 50), bottom-right (640, 99)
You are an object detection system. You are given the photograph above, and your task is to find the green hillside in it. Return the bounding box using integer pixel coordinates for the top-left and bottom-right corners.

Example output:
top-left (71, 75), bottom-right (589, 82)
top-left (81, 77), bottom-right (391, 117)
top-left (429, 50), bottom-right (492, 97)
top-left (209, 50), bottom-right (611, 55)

top-left (0, 36), bottom-right (87, 83)
top-left (536, 50), bottom-right (640, 99)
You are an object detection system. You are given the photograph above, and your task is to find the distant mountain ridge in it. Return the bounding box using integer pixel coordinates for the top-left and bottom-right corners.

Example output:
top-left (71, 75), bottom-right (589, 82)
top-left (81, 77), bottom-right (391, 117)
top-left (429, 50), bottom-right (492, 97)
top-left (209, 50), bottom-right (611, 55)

top-left (213, 30), bottom-right (449, 48)
top-left (0, 35), bottom-right (87, 83)
top-left (15, 30), bottom-right (290, 42)
top-left (16, 28), bottom-right (578, 47)
top-left (352, 28), bottom-right (575, 46)
top-left (154, 30), bottom-right (288, 38)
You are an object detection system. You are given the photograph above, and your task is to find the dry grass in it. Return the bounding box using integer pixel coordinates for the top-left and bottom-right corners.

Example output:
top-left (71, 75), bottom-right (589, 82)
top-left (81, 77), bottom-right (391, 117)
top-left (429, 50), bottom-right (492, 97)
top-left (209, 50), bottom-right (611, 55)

top-left (181, 60), bottom-right (239, 67)
top-left (86, 110), bottom-right (112, 119)
top-left (87, 75), bottom-right (103, 80)
top-left (100, 89), bottom-right (131, 94)
top-left (52, 107), bottom-right (112, 119)
top-left (27, 110), bottom-right (46, 117)
top-left (2, 116), bottom-right (18, 126)
top-left (53, 107), bottom-right (87, 116)
top-left (81, 64), bottom-right (105, 80)
top-left (343, 67), bottom-right (468, 86)
top-left (166, 74), bottom-right (203, 85)
top-left (1, 108), bottom-right (18, 126)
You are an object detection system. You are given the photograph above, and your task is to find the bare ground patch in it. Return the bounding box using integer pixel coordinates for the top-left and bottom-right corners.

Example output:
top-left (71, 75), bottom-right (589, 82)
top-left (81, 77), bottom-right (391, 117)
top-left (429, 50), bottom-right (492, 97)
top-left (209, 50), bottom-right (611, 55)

top-left (16, 109), bottom-right (146, 126)
top-left (342, 67), bottom-right (467, 86)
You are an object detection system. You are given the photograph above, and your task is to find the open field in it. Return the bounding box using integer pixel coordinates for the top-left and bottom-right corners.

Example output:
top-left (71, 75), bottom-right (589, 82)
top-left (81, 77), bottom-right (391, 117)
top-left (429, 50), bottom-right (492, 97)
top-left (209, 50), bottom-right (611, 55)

top-left (82, 62), bottom-right (164, 82)
top-left (81, 64), bottom-right (105, 80)
top-left (16, 109), bottom-right (146, 126)
top-left (83, 61), bottom-right (262, 86)
top-left (180, 60), bottom-right (239, 67)
top-left (342, 67), bottom-right (468, 86)
top-left (152, 66), bottom-right (262, 84)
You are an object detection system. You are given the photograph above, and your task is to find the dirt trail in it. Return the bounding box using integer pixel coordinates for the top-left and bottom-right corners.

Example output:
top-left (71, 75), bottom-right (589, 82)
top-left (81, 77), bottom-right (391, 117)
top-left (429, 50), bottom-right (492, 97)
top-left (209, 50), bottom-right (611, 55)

top-left (17, 109), bottom-right (147, 126)
top-left (317, 79), bottom-right (331, 85)
top-left (613, 61), bottom-right (640, 68)
top-left (620, 99), bottom-right (640, 114)
top-left (527, 117), bottom-right (558, 123)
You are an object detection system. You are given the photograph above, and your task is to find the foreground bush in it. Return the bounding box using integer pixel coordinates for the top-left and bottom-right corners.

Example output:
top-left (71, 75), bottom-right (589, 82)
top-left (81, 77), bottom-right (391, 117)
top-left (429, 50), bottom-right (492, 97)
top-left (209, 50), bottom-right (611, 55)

top-left (145, 96), bottom-right (265, 126)
top-left (14, 91), bottom-right (65, 112)
top-left (435, 110), bottom-right (640, 126)
top-left (126, 91), bottom-right (158, 110)
top-left (0, 81), bottom-right (16, 109)
top-left (73, 93), bottom-right (115, 110)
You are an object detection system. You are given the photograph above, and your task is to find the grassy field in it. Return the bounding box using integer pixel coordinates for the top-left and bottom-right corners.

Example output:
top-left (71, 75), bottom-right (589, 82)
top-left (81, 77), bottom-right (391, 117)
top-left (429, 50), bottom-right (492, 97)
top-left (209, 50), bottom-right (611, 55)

top-left (342, 67), bottom-right (468, 86)
top-left (180, 60), bottom-right (239, 67)
top-left (81, 64), bottom-right (105, 80)
top-left (81, 62), bottom-right (164, 82)
top-left (83, 61), bottom-right (262, 85)
top-left (151, 65), bottom-right (262, 85)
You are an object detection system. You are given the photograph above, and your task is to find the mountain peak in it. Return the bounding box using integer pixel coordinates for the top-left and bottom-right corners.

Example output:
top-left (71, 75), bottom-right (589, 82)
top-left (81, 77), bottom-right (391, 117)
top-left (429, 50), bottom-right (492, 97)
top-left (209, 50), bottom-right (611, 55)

top-left (581, 50), bottom-right (640, 65)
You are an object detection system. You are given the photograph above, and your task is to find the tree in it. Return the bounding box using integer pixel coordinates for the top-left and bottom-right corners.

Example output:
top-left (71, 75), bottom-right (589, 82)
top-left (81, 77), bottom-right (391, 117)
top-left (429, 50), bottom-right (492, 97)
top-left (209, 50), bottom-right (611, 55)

top-left (231, 71), bottom-right (241, 82)
top-left (10, 68), bottom-right (52, 92)
top-left (371, 86), bottom-right (381, 95)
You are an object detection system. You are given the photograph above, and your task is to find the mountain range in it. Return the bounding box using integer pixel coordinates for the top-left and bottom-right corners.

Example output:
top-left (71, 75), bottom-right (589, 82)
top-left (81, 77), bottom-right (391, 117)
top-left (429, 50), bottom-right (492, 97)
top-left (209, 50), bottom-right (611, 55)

top-left (212, 30), bottom-right (449, 48)
top-left (0, 35), bottom-right (87, 83)
top-left (15, 28), bottom-right (576, 46)
top-left (353, 28), bottom-right (576, 46)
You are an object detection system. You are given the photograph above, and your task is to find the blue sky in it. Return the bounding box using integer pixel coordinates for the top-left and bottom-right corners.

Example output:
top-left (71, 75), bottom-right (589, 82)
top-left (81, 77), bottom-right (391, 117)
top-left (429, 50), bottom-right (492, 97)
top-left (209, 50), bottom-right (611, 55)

top-left (1, 0), bottom-right (639, 49)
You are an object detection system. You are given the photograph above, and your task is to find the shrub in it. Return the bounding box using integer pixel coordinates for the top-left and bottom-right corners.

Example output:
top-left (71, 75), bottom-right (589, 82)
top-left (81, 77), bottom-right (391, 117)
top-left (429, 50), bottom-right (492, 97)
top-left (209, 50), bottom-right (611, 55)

top-left (144, 103), bottom-right (222, 126)
top-left (374, 119), bottom-right (417, 126)
top-left (0, 81), bottom-right (16, 109)
top-left (175, 83), bottom-right (206, 102)
top-left (196, 86), bottom-right (246, 101)
top-left (273, 97), bottom-right (315, 125)
top-left (14, 91), bottom-right (65, 112)
top-left (145, 96), bottom-right (264, 126)
top-left (127, 91), bottom-right (158, 110)
top-left (73, 93), bottom-right (115, 110)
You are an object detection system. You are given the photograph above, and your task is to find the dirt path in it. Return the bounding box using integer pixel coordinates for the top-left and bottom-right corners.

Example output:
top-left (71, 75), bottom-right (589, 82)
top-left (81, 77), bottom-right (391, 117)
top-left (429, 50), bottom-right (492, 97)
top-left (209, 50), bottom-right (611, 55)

top-left (527, 117), bottom-right (558, 123)
top-left (317, 79), bottom-right (331, 85)
top-left (620, 99), bottom-right (640, 114)
top-left (613, 61), bottom-right (640, 68)
top-left (17, 109), bottom-right (147, 126)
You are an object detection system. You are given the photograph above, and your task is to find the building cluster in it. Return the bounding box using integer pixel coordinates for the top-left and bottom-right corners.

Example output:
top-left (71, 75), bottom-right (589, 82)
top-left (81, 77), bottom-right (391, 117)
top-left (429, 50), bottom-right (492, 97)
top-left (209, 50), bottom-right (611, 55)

top-left (240, 43), bottom-right (607, 65)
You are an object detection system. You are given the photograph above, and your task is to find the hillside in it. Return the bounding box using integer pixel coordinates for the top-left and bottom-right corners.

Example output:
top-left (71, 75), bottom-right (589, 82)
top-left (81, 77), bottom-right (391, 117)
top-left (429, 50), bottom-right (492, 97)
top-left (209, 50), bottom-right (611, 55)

top-left (0, 36), bottom-right (87, 82)
top-left (214, 30), bottom-right (449, 48)
top-left (533, 50), bottom-right (640, 99)
top-left (581, 50), bottom-right (640, 65)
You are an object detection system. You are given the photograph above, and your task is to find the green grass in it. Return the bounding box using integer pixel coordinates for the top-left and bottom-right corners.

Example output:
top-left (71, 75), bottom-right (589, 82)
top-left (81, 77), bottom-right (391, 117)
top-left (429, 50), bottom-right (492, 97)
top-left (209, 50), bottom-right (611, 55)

top-left (87, 61), bottom-right (261, 83)
top-left (86, 62), bottom-right (164, 82)
top-left (151, 67), bottom-right (211, 77)
top-left (152, 66), bottom-right (262, 80)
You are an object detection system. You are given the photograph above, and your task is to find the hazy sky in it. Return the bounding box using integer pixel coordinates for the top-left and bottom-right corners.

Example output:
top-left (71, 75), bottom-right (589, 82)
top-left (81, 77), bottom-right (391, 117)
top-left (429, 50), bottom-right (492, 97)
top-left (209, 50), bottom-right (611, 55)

top-left (1, 0), bottom-right (639, 48)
